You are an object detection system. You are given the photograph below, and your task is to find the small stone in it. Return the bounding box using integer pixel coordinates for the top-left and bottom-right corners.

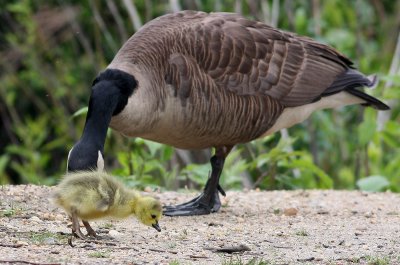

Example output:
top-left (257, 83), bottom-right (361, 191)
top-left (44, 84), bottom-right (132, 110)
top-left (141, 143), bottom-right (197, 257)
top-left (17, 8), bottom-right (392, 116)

top-left (283, 207), bottom-right (298, 216)
top-left (236, 217), bottom-right (245, 223)
top-left (29, 216), bottom-right (42, 223)
top-left (109, 229), bottom-right (123, 237)
top-left (41, 213), bottom-right (49, 219)
top-left (55, 214), bottom-right (65, 221)
top-left (16, 240), bottom-right (29, 246)
top-left (144, 186), bottom-right (152, 192)
top-left (364, 212), bottom-right (375, 218)
top-left (43, 237), bottom-right (57, 245)
top-left (41, 212), bottom-right (56, 221)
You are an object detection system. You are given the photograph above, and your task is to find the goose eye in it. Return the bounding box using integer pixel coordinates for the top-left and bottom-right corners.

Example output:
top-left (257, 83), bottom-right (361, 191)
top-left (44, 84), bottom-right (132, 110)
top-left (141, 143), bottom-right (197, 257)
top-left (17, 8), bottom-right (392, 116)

top-left (151, 214), bottom-right (156, 219)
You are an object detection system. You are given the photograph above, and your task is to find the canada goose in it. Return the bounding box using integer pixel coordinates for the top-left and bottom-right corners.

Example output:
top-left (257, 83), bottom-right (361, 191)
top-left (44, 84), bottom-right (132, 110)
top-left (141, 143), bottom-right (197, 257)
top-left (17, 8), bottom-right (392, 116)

top-left (54, 171), bottom-right (162, 239)
top-left (67, 11), bottom-right (389, 216)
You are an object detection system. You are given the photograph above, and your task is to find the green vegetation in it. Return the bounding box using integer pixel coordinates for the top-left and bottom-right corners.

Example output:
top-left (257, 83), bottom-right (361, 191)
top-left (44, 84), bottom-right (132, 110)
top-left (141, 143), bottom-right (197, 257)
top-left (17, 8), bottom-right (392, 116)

top-left (0, 208), bottom-right (17, 217)
top-left (29, 231), bottom-right (69, 245)
top-left (0, 1), bottom-right (399, 192)
top-left (0, 201), bottom-right (23, 217)
top-left (295, 229), bottom-right (309, 236)
top-left (365, 255), bottom-right (390, 265)
top-left (102, 222), bottom-right (115, 229)
top-left (221, 257), bottom-right (271, 265)
top-left (88, 251), bottom-right (111, 259)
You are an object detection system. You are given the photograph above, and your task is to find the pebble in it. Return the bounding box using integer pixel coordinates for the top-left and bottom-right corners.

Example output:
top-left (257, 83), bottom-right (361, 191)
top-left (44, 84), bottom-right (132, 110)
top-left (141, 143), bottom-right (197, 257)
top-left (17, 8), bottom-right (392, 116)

top-left (283, 207), bottom-right (298, 216)
top-left (43, 237), bottom-right (57, 245)
top-left (16, 240), bottom-right (29, 246)
top-left (41, 212), bottom-right (56, 221)
top-left (109, 229), bottom-right (123, 237)
top-left (29, 216), bottom-right (42, 223)
top-left (144, 187), bottom-right (153, 192)
top-left (55, 214), bottom-right (65, 221)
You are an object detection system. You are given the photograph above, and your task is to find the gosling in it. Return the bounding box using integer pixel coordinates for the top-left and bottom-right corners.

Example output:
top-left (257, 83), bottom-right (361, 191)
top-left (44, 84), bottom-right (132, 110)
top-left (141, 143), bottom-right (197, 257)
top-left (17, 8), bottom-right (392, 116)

top-left (53, 171), bottom-right (162, 239)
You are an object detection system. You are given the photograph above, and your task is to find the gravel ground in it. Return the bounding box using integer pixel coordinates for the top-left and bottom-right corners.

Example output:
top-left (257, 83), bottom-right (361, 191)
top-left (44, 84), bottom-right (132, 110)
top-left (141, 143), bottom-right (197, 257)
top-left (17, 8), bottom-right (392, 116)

top-left (0, 185), bottom-right (399, 265)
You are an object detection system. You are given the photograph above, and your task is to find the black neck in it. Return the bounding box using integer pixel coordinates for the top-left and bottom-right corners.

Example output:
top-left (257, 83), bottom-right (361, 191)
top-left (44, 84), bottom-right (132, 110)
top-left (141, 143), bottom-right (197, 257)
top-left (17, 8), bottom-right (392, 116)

top-left (80, 81), bottom-right (120, 151)
top-left (68, 69), bottom-right (136, 172)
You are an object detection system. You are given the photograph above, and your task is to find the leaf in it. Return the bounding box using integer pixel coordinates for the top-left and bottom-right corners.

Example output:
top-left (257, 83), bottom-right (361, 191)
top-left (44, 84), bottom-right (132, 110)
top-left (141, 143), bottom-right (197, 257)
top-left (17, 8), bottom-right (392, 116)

top-left (356, 175), bottom-right (390, 192)
top-left (71, 107), bottom-right (88, 119)
top-left (0, 155), bottom-right (10, 175)
top-left (289, 158), bottom-right (333, 189)
top-left (143, 140), bottom-right (163, 157)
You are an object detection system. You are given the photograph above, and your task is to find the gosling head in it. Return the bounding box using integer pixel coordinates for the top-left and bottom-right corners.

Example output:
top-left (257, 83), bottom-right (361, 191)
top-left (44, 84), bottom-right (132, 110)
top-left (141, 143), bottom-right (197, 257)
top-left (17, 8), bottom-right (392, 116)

top-left (135, 197), bottom-right (162, 232)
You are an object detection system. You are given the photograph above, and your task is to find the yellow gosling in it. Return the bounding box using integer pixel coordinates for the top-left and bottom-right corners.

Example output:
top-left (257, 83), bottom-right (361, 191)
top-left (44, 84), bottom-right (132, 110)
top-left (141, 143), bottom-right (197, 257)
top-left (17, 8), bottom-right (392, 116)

top-left (53, 171), bottom-right (162, 239)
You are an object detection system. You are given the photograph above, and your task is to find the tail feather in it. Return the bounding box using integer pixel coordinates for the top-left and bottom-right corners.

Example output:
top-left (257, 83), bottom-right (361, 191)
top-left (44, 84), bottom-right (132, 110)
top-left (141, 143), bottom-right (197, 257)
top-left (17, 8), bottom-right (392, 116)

top-left (323, 69), bottom-right (389, 110)
top-left (346, 89), bottom-right (390, 110)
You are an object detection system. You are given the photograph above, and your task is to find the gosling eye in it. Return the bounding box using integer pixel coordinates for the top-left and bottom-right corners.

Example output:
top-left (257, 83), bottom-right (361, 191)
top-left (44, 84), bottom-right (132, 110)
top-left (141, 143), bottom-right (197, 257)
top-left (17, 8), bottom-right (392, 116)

top-left (151, 214), bottom-right (156, 219)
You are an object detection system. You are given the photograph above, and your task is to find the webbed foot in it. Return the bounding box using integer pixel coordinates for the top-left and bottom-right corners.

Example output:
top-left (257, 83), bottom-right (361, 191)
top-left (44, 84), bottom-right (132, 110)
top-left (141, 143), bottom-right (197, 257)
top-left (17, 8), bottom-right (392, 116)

top-left (163, 146), bottom-right (232, 217)
top-left (163, 189), bottom-right (221, 216)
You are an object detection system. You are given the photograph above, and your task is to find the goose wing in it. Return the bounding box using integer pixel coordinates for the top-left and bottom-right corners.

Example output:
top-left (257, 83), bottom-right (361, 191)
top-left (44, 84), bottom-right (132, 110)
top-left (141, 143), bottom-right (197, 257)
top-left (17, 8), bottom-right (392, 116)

top-left (168, 12), bottom-right (350, 108)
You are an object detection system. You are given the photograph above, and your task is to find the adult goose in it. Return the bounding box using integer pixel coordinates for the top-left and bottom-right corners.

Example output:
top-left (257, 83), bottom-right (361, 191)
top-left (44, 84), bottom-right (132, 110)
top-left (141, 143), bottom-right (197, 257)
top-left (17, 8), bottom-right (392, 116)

top-left (67, 11), bottom-right (389, 216)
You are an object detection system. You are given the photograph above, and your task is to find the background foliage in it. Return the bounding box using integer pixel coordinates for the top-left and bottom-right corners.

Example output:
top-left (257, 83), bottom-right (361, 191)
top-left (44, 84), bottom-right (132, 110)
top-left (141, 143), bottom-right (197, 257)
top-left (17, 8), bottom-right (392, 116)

top-left (0, 0), bottom-right (399, 192)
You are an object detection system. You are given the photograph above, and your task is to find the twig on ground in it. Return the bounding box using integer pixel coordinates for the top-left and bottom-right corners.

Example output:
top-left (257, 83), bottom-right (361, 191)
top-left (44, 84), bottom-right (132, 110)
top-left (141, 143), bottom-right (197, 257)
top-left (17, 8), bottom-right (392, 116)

top-left (148, 248), bottom-right (178, 254)
top-left (0, 260), bottom-right (60, 265)
top-left (0, 243), bottom-right (23, 248)
top-left (189, 254), bottom-right (209, 259)
top-left (272, 245), bottom-right (293, 249)
top-left (84, 239), bottom-right (117, 246)
top-left (297, 257), bottom-right (315, 262)
top-left (204, 244), bottom-right (251, 253)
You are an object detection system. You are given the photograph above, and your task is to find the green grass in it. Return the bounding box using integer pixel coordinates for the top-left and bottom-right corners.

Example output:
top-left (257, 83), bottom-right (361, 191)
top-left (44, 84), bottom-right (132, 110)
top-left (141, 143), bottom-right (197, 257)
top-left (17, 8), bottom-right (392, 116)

top-left (29, 231), bottom-right (69, 245)
top-left (366, 256), bottom-right (390, 265)
top-left (221, 257), bottom-right (271, 265)
top-left (0, 208), bottom-right (17, 217)
top-left (88, 251), bottom-right (110, 258)
top-left (0, 204), bottom-right (23, 217)
top-left (102, 222), bottom-right (115, 229)
top-left (295, 229), bottom-right (309, 236)
top-left (273, 208), bottom-right (281, 215)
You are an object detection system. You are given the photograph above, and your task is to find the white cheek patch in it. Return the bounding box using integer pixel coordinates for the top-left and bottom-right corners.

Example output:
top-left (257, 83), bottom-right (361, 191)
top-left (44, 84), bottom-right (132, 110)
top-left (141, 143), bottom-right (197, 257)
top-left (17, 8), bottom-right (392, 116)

top-left (97, 150), bottom-right (105, 172)
top-left (66, 148), bottom-right (73, 173)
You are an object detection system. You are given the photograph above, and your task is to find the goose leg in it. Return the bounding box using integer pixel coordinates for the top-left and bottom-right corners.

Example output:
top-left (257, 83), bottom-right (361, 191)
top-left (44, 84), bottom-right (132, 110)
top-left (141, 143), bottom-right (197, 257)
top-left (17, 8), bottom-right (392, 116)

top-left (82, 220), bottom-right (97, 237)
top-left (163, 146), bottom-right (232, 216)
top-left (71, 209), bottom-right (86, 239)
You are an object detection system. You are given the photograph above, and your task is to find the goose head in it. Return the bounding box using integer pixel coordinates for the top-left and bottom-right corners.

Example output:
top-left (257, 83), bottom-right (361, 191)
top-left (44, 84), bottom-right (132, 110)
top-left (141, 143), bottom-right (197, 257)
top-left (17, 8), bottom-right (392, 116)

top-left (67, 69), bottom-right (137, 172)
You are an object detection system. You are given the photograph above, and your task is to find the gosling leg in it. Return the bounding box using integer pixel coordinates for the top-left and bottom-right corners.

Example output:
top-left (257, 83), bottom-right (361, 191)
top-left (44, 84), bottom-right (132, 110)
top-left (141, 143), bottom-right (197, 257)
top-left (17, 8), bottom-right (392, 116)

top-left (71, 208), bottom-right (85, 239)
top-left (82, 220), bottom-right (97, 237)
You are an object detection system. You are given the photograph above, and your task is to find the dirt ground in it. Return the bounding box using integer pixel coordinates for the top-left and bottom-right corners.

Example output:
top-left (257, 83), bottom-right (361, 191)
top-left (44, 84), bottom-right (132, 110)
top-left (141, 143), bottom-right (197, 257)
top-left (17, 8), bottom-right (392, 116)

top-left (0, 185), bottom-right (399, 265)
